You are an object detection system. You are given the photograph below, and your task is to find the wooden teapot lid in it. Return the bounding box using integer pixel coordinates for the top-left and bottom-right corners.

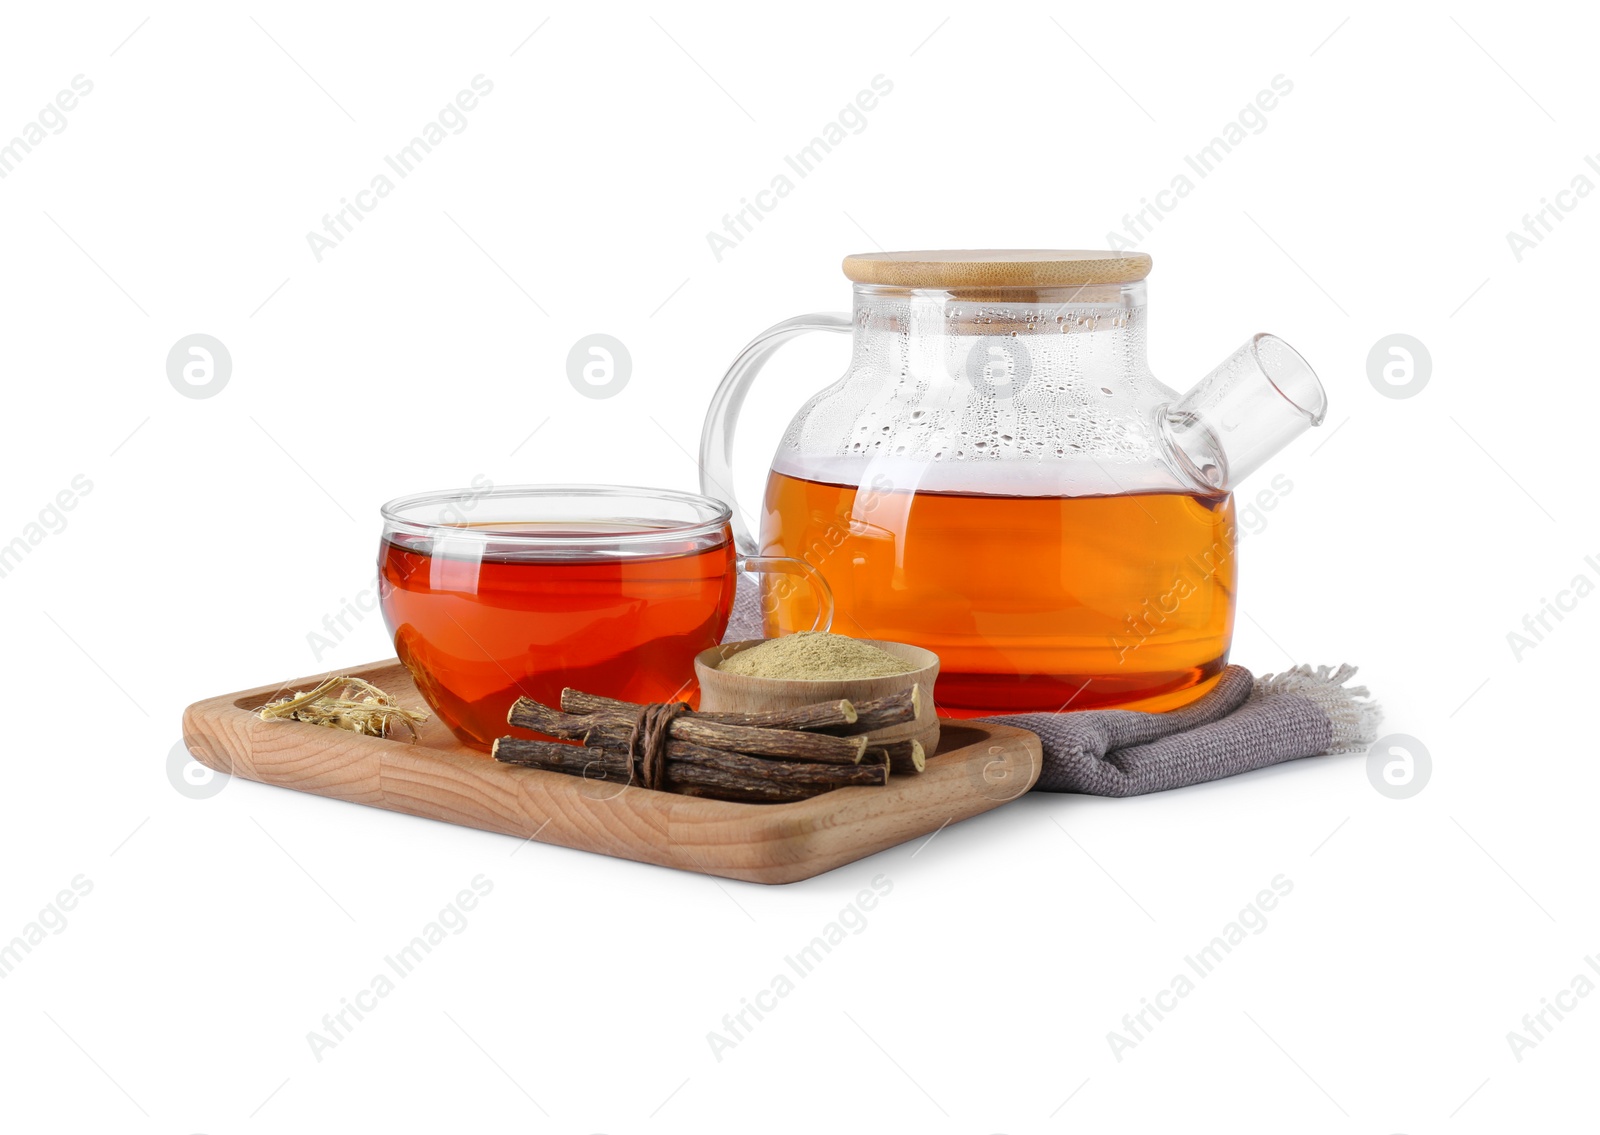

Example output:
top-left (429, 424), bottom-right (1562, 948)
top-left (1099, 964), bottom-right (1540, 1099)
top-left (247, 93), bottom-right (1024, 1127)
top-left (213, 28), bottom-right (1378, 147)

top-left (842, 249), bottom-right (1152, 289)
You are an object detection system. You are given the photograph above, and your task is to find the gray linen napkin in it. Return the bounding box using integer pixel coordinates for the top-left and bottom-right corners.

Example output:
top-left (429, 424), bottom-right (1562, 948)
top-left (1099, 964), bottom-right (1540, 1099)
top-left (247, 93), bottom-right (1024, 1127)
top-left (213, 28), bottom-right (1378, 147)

top-left (721, 577), bottom-right (1380, 796)
top-left (980, 664), bottom-right (1381, 795)
top-left (722, 573), bottom-right (768, 644)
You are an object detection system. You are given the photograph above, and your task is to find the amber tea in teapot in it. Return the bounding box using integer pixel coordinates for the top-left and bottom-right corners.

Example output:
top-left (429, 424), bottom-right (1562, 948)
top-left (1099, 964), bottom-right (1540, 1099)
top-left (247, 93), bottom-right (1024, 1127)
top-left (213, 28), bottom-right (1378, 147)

top-left (763, 475), bottom-right (1234, 713)
top-left (702, 251), bottom-right (1326, 715)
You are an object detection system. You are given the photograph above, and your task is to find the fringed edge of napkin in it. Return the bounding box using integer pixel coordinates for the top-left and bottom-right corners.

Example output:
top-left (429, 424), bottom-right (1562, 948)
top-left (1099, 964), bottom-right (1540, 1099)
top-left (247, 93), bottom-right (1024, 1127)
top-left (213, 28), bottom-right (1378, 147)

top-left (1252, 663), bottom-right (1382, 754)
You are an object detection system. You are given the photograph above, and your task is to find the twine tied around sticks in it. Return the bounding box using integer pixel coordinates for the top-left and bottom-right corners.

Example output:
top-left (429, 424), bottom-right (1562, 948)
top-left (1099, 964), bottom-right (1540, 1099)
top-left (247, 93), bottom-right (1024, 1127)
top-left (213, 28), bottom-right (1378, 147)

top-left (628, 701), bottom-right (692, 790)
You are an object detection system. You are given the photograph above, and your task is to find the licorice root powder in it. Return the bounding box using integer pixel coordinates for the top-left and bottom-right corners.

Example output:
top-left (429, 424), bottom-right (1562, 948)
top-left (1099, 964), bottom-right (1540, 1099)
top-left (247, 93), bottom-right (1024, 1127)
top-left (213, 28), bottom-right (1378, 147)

top-left (718, 633), bottom-right (916, 680)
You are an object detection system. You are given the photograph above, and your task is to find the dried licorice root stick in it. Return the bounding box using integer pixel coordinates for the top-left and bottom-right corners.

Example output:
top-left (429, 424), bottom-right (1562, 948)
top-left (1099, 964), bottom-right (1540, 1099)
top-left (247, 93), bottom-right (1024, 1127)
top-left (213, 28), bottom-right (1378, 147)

top-left (565, 686), bottom-right (919, 739)
top-left (495, 736), bottom-right (808, 803)
top-left (495, 731), bottom-right (887, 788)
top-left (594, 715), bottom-right (867, 764)
top-left (492, 737), bottom-right (631, 780)
top-left (813, 685), bottom-right (921, 735)
top-left (507, 697), bottom-right (868, 765)
top-left (491, 738), bottom-right (871, 804)
top-left (560, 688), bottom-right (860, 733)
top-left (871, 739), bottom-right (927, 775)
top-left (505, 699), bottom-right (602, 741)
top-left (671, 743), bottom-right (887, 790)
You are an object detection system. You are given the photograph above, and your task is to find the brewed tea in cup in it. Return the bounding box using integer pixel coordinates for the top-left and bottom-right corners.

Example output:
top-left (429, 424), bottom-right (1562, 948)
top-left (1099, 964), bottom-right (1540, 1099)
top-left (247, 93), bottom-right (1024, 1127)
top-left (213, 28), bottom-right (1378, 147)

top-left (378, 485), bottom-right (828, 749)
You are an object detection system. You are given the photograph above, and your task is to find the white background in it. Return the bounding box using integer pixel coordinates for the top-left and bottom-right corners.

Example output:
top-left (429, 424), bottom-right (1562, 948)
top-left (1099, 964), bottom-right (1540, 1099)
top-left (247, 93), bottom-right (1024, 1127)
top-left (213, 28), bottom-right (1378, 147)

top-left (1, 1), bottom-right (1594, 1130)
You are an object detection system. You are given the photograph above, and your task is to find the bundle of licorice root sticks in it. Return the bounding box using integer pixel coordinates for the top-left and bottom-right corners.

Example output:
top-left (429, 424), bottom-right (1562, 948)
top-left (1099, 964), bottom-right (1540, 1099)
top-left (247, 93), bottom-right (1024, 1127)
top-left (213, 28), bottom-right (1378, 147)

top-left (492, 686), bottom-right (926, 804)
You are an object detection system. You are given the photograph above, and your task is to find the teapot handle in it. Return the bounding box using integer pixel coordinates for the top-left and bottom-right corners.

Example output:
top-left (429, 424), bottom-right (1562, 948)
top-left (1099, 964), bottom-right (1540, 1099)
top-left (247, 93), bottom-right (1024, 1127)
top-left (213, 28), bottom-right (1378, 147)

top-left (698, 312), bottom-right (852, 554)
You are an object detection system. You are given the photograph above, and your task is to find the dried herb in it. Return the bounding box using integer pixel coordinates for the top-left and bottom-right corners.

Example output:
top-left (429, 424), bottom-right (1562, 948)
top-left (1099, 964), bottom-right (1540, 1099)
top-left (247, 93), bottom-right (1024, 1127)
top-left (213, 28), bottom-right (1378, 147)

top-left (258, 676), bottom-right (430, 741)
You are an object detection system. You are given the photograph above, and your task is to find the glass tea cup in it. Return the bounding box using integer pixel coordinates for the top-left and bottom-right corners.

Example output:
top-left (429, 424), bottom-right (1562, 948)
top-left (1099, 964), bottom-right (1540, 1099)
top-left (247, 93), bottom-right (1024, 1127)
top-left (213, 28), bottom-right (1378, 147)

top-left (377, 484), bottom-right (830, 750)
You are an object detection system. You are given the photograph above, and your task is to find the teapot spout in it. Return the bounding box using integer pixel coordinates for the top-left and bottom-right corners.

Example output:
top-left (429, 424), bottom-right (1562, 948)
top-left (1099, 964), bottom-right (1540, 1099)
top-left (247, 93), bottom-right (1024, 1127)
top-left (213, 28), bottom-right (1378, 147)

top-left (1160, 333), bottom-right (1327, 492)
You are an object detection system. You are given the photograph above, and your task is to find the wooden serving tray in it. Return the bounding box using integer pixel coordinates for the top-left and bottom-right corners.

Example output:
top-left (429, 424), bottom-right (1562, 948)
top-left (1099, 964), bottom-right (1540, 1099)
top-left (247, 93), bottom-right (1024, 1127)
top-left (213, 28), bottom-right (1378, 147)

top-left (181, 660), bottom-right (1043, 884)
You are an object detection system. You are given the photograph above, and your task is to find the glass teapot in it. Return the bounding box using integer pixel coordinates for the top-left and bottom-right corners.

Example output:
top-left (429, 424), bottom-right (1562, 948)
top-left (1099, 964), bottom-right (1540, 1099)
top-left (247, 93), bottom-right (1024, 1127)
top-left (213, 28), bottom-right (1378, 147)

top-left (699, 250), bottom-right (1326, 715)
